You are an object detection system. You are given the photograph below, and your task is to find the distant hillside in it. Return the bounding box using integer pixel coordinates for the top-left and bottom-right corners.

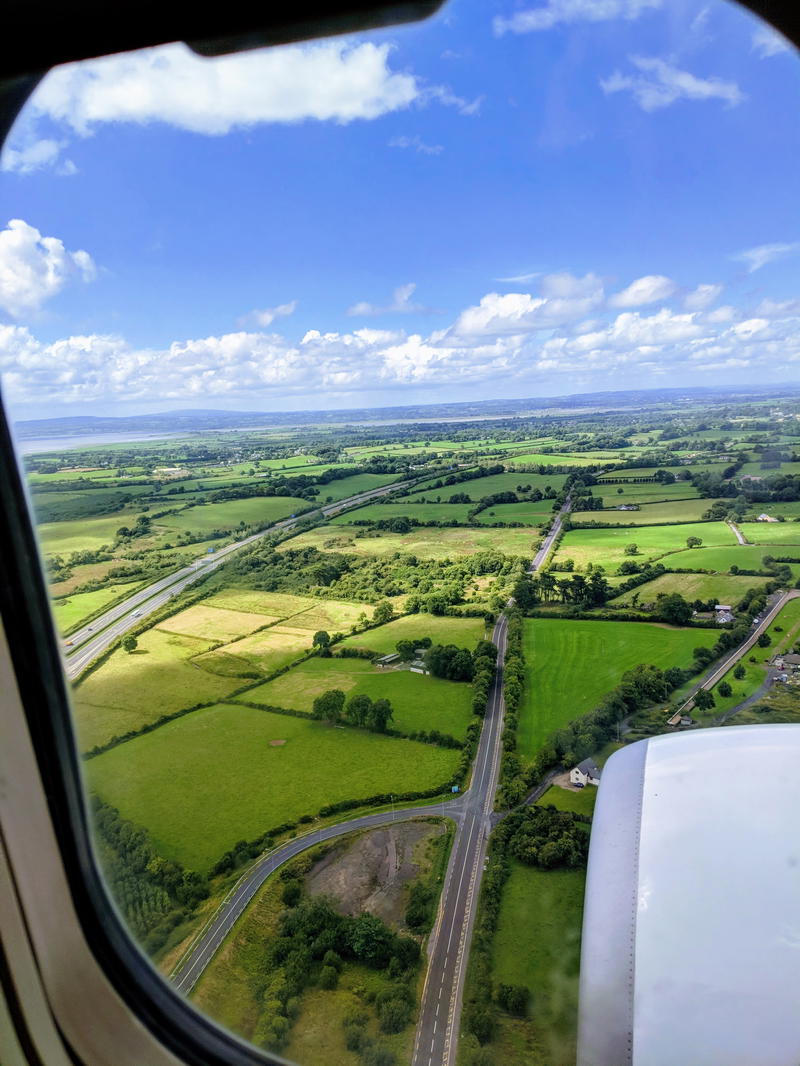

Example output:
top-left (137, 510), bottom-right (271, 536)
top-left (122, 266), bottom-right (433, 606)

top-left (14, 384), bottom-right (800, 439)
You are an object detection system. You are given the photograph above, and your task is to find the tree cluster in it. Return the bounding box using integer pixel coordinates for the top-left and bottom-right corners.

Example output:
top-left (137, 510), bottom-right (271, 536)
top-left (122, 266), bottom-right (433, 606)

top-left (91, 796), bottom-right (208, 955)
top-left (312, 689), bottom-right (394, 732)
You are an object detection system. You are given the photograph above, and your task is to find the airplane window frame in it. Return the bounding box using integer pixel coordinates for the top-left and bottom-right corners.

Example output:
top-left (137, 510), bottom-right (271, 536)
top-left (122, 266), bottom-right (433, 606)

top-left (0, 2), bottom-right (798, 1064)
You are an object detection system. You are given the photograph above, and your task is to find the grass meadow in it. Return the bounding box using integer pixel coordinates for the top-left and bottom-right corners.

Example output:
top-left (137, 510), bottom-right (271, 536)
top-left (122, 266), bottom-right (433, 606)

top-left (315, 472), bottom-right (401, 502)
top-left (86, 703), bottom-right (461, 871)
top-left (340, 613), bottom-right (487, 654)
top-left (665, 544), bottom-right (790, 572)
top-left (156, 604), bottom-right (274, 643)
top-left (553, 522), bottom-right (736, 571)
top-left (473, 501), bottom-right (553, 524)
top-left (192, 627), bottom-right (313, 679)
top-left (536, 785), bottom-right (597, 818)
top-left (72, 629), bottom-right (242, 751)
top-left (518, 618), bottom-right (718, 758)
top-left (738, 521), bottom-right (800, 546)
top-left (572, 499), bottom-right (712, 525)
top-left (611, 571), bottom-right (771, 606)
top-left (402, 471), bottom-right (568, 502)
top-left (158, 496), bottom-right (309, 534)
top-left (283, 524), bottom-right (540, 559)
top-left (594, 482), bottom-right (700, 504)
top-left (38, 513), bottom-right (144, 554)
top-left (490, 864), bottom-right (585, 1066)
top-left (243, 656), bottom-right (474, 738)
top-left (331, 502), bottom-right (476, 525)
top-left (52, 584), bottom-right (138, 634)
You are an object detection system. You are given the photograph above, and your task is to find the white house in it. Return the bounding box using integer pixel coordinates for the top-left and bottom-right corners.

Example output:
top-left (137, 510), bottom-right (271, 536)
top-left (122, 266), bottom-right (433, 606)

top-left (715, 604), bottom-right (734, 623)
top-left (570, 758), bottom-right (602, 787)
top-left (757, 513), bottom-right (778, 522)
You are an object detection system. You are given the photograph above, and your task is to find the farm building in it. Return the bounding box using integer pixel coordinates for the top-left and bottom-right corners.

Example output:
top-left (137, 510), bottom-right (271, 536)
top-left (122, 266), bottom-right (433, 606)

top-left (715, 605), bottom-right (734, 623)
top-left (570, 758), bottom-right (602, 787)
top-left (757, 513), bottom-right (778, 522)
top-left (375, 652), bottom-right (400, 668)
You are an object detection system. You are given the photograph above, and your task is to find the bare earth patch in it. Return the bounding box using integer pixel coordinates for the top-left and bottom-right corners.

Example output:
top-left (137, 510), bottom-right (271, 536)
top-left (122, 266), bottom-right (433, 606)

top-left (306, 821), bottom-right (444, 930)
top-left (552, 770), bottom-right (583, 792)
top-left (269, 739), bottom-right (286, 747)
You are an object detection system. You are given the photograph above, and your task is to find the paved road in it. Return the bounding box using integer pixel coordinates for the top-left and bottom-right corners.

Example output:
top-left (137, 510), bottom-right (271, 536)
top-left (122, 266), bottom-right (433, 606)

top-left (169, 490), bottom-right (570, 1058)
top-left (676, 589), bottom-right (800, 714)
top-left (528, 496), bottom-right (571, 573)
top-left (411, 613), bottom-right (507, 1066)
top-left (63, 480), bottom-right (412, 679)
top-left (171, 794), bottom-right (468, 996)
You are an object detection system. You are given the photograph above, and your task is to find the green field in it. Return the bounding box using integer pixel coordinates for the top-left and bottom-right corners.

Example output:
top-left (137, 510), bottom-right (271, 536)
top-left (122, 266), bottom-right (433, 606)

top-left (283, 524), bottom-right (539, 559)
top-left (491, 864), bottom-right (585, 1066)
top-left (87, 704), bottom-right (461, 871)
top-left (572, 499), bottom-right (712, 525)
top-left (664, 544), bottom-right (781, 572)
top-left (594, 482), bottom-right (700, 504)
top-left (37, 513), bottom-right (144, 554)
top-left (315, 472), bottom-right (401, 503)
top-left (244, 656), bottom-right (474, 738)
top-left (505, 452), bottom-right (602, 468)
top-left (553, 522), bottom-right (736, 571)
top-left (611, 571), bottom-right (771, 606)
top-left (159, 496), bottom-right (309, 534)
top-left (72, 629), bottom-right (242, 750)
top-left (738, 521), bottom-right (800, 546)
top-left (332, 502), bottom-right (476, 525)
top-left (739, 460), bottom-right (800, 477)
top-left (536, 785), bottom-right (597, 818)
top-left (157, 603), bottom-right (274, 642)
top-left (473, 501), bottom-right (553, 524)
top-left (518, 618), bottom-right (718, 757)
top-left (340, 613), bottom-right (487, 654)
top-left (52, 584), bottom-right (137, 634)
top-left (402, 472), bottom-right (568, 503)
top-left (192, 626), bottom-right (314, 678)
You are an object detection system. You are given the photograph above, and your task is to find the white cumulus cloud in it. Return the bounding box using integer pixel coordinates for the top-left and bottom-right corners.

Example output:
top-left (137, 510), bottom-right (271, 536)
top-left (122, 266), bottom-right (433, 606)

top-left (601, 55), bottom-right (744, 111)
top-left (609, 274), bottom-right (676, 308)
top-left (494, 0), bottom-right (661, 36)
top-left (30, 41), bottom-right (426, 136)
top-left (0, 219), bottom-right (96, 318)
top-left (4, 266), bottom-right (800, 410)
top-left (1, 138), bottom-right (76, 176)
top-left (732, 242), bottom-right (800, 273)
top-left (683, 283), bottom-right (723, 311)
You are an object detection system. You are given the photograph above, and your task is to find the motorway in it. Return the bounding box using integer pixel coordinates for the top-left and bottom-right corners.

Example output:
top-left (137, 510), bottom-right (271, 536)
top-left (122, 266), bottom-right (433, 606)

top-left (63, 480), bottom-right (412, 679)
top-left (168, 492), bottom-right (573, 1063)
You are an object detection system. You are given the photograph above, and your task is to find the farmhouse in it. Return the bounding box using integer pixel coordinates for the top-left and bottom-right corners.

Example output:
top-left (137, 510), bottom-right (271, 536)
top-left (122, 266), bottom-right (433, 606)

top-left (757, 513), bottom-right (778, 522)
top-left (569, 758), bottom-right (602, 787)
top-left (715, 604), bottom-right (734, 623)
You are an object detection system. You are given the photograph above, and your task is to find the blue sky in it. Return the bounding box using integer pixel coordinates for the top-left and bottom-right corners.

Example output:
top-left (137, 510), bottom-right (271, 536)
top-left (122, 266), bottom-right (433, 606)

top-left (0, 0), bottom-right (798, 418)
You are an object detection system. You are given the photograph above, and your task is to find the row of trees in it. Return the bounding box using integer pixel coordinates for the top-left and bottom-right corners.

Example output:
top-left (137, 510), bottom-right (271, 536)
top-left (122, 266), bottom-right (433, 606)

top-left (512, 568), bottom-right (610, 608)
top-left (311, 690), bottom-right (394, 732)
